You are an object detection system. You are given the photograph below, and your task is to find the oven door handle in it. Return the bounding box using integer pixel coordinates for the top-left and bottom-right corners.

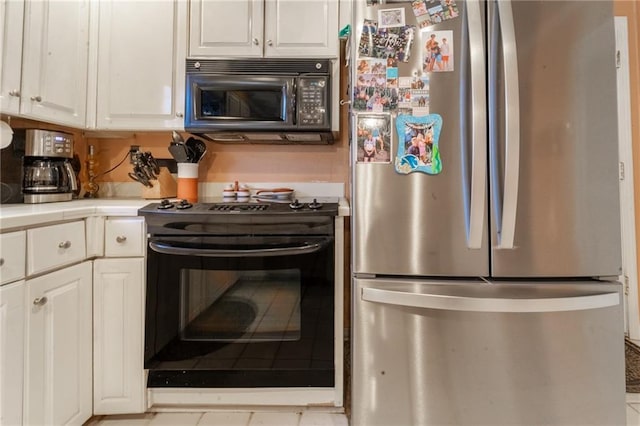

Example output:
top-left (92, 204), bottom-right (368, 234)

top-left (148, 238), bottom-right (332, 257)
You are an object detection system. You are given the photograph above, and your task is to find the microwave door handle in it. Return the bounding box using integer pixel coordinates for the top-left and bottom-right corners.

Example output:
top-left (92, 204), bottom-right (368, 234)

top-left (290, 80), bottom-right (297, 125)
top-left (149, 238), bottom-right (331, 257)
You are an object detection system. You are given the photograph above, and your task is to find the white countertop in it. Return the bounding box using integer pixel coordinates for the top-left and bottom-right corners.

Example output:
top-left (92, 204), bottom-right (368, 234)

top-left (0, 199), bottom-right (151, 231)
top-left (0, 197), bottom-right (351, 231)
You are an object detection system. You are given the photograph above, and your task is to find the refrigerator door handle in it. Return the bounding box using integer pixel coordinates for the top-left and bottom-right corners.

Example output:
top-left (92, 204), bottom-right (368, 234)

top-left (466, 0), bottom-right (487, 249)
top-left (495, 0), bottom-right (520, 249)
top-left (362, 287), bottom-right (620, 313)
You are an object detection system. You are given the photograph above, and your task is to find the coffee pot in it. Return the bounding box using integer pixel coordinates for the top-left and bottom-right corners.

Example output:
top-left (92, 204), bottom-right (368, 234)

top-left (21, 130), bottom-right (77, 204)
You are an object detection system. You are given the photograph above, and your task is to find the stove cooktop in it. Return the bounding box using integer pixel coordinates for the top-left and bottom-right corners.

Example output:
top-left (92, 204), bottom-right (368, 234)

top-left (138, 196), bottom-right (340, 216)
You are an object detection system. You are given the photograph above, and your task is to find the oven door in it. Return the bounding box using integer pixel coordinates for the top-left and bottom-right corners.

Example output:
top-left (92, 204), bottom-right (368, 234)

top-left (144, 235), bottom-right (335, 388)
top-left (185, 74), bottom-right (296, 131)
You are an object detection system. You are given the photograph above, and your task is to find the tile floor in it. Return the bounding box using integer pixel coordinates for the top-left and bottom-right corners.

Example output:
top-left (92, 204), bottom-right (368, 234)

top-left (86, 401), bottom-right (640, 426)
top-left (85, 410), bottom-right (348, 426)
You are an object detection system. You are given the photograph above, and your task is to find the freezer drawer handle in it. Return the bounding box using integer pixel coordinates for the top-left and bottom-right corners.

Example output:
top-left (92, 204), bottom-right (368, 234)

top-left (361, 287), bottom-right (619, 313)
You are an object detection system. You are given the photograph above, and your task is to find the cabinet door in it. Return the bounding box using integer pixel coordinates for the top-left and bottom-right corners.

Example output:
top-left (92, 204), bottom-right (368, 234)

top-left (0, 0), bottom-right (24, 114)
top-left (0, 280), bottom-right (25, 426)
top-left (264, 0), bottom-right (338, 58)
top-left (20, 0), bottom-right (89, 127)
top-left (95, 0), bottom-right (187, 130)
top-left (93, 258), bottom-right (145, 414)
top-left (189, 0), bottom-right (264, 57)
top-left (24, 261), bottom-right (92, 426)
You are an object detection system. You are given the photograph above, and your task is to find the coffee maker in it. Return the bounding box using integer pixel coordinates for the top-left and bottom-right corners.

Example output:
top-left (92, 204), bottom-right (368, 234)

top-left (22, 129), bottom-right (78, 204)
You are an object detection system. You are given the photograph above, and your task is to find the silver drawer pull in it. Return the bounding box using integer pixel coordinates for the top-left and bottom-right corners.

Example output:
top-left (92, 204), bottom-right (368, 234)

top-left (58, 240), bottom-right (71, 249)
top-left (33, 297), bottom-right (48, 306)
top-left (0, 258), bottom-right (4, 267)
top-left (116, 235), bottom-right (127, 243)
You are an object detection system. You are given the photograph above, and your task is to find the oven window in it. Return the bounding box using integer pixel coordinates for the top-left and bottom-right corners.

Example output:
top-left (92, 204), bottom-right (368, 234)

top-left (200, 89), bottom-right (284, 120)
top-left (180, 269), bottom-right (301, 342)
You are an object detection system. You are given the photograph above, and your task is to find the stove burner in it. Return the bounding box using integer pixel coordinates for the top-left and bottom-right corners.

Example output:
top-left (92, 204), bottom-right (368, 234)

top-left (176, 199), bottom-right (193, 210)
top-left (308, 199), bottom-right (322, 210)
top-left (157, 199), bottom-right (174, 210)
top-left (210, 204), bottom-right (269, 212)
top-left (289, 199), bottom-right (304, 210)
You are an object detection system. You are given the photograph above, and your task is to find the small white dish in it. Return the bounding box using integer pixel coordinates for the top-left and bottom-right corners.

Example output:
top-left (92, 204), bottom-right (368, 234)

top-left (222, 190), bottom-right (236, 197)
top-left (236, 190), bottom-right (250, 198)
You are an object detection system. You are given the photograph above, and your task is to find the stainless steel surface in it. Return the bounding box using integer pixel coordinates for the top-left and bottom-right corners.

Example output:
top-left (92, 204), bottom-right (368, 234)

top-left (23, 192), bottom-right (73, 203)
top-left (352, 0), bottom-right (489, 277)
top-left (351, 1), bottom-right (624, 424)
top-left (490, 0), bottom-right (620, 277)
top-left (24, 129), bottom-right (74, 159)
top-left (352, 0), bottom-right (620, 278)
top-left (352, 277), bottom-right (625, 426)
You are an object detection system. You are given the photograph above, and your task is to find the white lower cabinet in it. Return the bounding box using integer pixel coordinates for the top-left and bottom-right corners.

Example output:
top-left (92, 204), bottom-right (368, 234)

top-left (24, 261), bottom-right (93, 426)
top-left (0, 280), bottom-right (25, 426)
top-left (93, 257), bottom-right (146, 414)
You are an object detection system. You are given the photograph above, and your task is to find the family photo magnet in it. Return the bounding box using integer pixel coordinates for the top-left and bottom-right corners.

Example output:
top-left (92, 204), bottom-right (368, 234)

top-left (395, 114), bottom-right (443, 175)
top-left (356, 114), bottom-right (392, 163)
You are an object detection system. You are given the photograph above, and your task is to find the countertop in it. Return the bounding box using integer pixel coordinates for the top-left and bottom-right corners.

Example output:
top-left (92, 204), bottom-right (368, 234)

top-left (0, 198), bottom-right (351, 231)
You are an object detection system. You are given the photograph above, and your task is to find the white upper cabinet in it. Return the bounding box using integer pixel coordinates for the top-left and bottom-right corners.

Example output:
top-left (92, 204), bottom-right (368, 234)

top-left (264, 0), bottom-right (339, 57)
top-left (190, 0), bottom-right (264, 57)
top-left (0, 0), bottom-right (25, 115)
top-left (90, 0), bottom-right (187, 130)
top-left (19, 0), bottom-right (90, 127)
top-left (189, 0), bottom-right (339, 58)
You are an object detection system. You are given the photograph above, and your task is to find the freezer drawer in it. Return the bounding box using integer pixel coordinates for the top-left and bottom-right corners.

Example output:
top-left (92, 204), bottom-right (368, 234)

top-left (352, 278), bottom-right (625, 426)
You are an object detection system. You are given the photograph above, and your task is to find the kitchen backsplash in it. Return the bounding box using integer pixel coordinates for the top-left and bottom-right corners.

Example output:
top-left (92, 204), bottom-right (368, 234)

top-left (2, 116), bottom-right (351, 199)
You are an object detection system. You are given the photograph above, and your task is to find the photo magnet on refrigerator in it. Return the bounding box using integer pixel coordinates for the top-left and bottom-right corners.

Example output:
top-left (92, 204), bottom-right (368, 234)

top-left (395, 113), bottom-right (443, 175)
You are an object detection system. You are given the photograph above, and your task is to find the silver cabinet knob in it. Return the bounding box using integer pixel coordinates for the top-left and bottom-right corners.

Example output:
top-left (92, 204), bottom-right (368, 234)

top-left (58, 240), bottom-right (71, 249)
top-left (267, 40), bottom-right (273, 46)
top-left (176, 112), bottom-right (184, 118)
top-left (30, 95), bottom-right (42, 102)
top-left (0, 258), bottom-right (4, 266)
top-left (116, 235), bottom-right (127, 243)
top-left (253, 38), bottom-right (259, 45)
top-left (8, 90), bottom-right (20, 97)
top-left (33, 297), bottom-right (48, 306)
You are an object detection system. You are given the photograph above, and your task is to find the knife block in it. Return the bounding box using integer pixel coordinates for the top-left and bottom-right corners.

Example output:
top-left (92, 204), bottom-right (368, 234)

top-left (142, 167), bottom-right (177, 199)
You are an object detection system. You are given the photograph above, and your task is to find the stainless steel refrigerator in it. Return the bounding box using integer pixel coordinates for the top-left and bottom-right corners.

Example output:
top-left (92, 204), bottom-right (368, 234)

top-left (350, 0), bottom-right (625, 424)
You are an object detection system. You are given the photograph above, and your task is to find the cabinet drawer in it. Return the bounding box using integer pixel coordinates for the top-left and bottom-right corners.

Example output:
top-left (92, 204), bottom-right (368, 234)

top-left (0, 231), bottom-right (26, 285)
top-left (27, 221), bottom-right (86, 276)
top-left (105, 217), bottom-right (145, 257)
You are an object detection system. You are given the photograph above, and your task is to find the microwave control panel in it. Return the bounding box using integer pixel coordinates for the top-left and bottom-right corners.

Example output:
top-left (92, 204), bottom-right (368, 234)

top-left (297, 77), bottom-right (329, 128)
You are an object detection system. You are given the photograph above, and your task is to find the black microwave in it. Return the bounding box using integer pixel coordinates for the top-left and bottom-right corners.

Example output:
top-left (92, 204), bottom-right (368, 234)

top-left (184, 59), bottom-right (334, 144)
